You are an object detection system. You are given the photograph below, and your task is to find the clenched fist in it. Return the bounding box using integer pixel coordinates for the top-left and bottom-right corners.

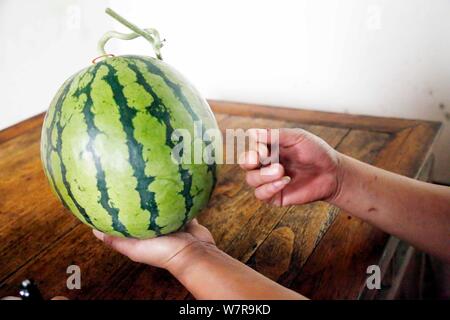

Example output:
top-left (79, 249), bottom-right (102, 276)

top-left (240, 128), bottom-right (342, 206)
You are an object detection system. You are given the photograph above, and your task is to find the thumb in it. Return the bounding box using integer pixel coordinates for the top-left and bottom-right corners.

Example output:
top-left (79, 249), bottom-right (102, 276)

top-left (93, 229), bottom-right (141, 260)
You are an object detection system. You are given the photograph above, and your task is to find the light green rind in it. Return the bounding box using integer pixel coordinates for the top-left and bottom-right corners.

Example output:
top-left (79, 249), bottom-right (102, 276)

top-left (40, 55), bottom-right (220, 238)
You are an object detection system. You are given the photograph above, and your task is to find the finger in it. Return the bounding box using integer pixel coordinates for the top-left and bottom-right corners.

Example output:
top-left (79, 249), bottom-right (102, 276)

top-left (254, 176), bottom-right (291, 201)
top-left (255, 128), bottom-right (310, 148)
top-left (238, 150), bottom-right (260, 170)
top-left (248, 129), bottom-right (269, 159)
top-left (93, 229), bottom-right (140, 257)
top-left (51, 296), bottom-right (69, 300)
top-left (184, 219), bottom-right (215, 244)
top-left (239, 128), bottom-right (269, 166)
top-left (238, 143), bottom-right (269, 169)
top-left (246, 163), bottom-right (284, 187)
top-left (257, 142), bottom-right (269, 161)
top-left (248, 128), bottom-right (268, 144)
top-left (247, 128), bottom-right (262, 151)
top-left (189, 218), bottom-right (199, 225)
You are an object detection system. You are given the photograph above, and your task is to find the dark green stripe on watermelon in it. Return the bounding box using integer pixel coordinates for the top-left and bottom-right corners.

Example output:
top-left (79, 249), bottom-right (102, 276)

top-left (73, 63), bottom-right (130, 237)
top-left (101, 62), bottom-right (162, 235)
top-left (132, 56), bottom-right (217, 197)
top-left (42, 76), bottom-right (84, 219)
top-left (125, 61), bottom-right (194, 227)
top-left (46, 76), bottom-right (97, 228)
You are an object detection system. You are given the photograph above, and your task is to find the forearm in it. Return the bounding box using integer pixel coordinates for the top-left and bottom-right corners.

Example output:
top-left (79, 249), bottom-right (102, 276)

top-left (331, 154), bottom-right (450, 262)
top-left (168, 242), bottom-right (306, 300)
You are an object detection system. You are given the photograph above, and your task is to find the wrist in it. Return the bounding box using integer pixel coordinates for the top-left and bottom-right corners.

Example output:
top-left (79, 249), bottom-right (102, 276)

top-left (166, 240), bottom-right (219, 278)
top-left (327, 152), bottom-right (352, 206)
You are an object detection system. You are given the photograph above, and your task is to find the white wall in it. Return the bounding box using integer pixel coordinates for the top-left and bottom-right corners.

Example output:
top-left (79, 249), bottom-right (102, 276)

top-left (1, 0), bottom-right (449, 182)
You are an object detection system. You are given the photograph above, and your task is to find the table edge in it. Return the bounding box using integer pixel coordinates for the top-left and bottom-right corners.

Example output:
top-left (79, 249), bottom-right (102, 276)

top-left (0, 100), bottom-right (443, 146)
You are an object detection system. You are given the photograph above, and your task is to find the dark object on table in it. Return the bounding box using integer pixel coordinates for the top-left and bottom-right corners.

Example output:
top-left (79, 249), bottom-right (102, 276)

top-left (19, 279), bottom-right (43, 301)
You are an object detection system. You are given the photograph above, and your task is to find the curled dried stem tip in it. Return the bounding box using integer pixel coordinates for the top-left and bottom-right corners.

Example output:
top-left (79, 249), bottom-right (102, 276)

top-left (97, 7), bottom-right (164, 60)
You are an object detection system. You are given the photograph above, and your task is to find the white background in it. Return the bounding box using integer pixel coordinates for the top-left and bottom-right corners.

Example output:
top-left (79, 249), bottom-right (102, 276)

top-left (1, 0), bottom-right (449, 182)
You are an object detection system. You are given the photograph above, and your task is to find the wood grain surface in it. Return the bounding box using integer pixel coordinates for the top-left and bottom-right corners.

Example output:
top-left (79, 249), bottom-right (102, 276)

top-left (0, 100), bottom-right (441, 299)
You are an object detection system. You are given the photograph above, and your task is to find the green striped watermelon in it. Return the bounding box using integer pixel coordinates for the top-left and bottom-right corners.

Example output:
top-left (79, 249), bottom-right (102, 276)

top-left (40, 55), bottom-right (220, 239)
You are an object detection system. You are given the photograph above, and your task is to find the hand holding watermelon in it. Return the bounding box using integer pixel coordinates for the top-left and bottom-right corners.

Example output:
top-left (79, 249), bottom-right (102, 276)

top-left (92, 218), bottom-right (305, 300)
top-left (92, 218), bottom-right (215, 269)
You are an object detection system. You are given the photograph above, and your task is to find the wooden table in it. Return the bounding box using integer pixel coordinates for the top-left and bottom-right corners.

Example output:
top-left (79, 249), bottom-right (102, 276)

top-left (0, 100), bottom-right (441, 300)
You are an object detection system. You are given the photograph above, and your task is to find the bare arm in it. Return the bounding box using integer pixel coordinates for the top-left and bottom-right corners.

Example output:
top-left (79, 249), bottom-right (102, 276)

top-left (331, 154), bottom-right (450, 262)
top-left (167, 241), bottom-right (305, 300)
top-left (92, 220), bottom-right (305, 300)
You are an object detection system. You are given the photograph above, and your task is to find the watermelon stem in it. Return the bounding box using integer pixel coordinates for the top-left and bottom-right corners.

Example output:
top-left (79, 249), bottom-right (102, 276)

top-left (98, 8), bottom-right (164, 60)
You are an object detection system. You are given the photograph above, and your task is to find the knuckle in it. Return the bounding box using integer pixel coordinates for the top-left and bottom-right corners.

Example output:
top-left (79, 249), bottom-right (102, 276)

top-left (290, 127), bottom-right (306, 135)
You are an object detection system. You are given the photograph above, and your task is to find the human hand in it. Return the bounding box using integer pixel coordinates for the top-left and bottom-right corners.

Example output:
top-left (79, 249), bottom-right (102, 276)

top-left (94, 218), bottom-right (305, 300)
top-left (240, 128), bottom-right (342, 206)
top-left (92, 219), bottom-right (215, 271)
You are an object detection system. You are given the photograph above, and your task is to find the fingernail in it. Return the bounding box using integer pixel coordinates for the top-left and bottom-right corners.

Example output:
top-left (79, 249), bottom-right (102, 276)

top-left (273, 176), bottom-right (291, 188)
top-left (92, 229), bottom-right (104, 241)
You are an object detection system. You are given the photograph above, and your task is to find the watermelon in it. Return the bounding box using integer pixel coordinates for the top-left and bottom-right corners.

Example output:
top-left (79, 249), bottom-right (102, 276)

top-left (40, 55), bottom-right (220, 239)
